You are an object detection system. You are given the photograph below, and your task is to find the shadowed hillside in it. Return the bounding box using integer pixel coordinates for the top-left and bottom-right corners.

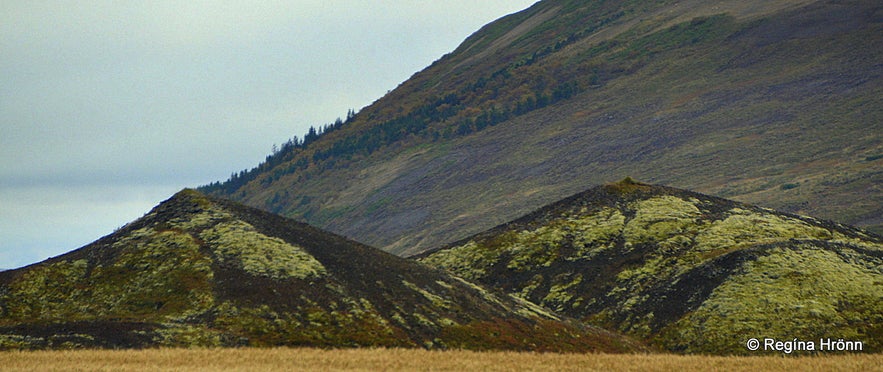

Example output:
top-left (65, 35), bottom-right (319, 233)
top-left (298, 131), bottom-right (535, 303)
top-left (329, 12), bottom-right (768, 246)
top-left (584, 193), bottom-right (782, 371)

top-left (415, 179), bottom-right (883, 354)
top-left (201, 0), bottom-right (882, 256)
top-left (0, 190), bottom-right (642, 352)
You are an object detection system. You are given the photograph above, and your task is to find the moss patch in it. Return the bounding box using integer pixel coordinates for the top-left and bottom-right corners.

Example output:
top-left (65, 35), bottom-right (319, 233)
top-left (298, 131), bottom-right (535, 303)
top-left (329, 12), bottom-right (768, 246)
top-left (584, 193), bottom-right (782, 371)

top-left (419, 241), bottom-right (499, 281)
top-left (660, 245), bottom-right (883, 354)
top-left (201, 220), bottom-right (327, 280)
top-left (696, 208), bottom-right (834, 252)
top-left (568, 207), bottom-right (626, 261)
top-left (623, 196), bottom-right (703, 245)
top-left (1, 226), bottom-right (214, 325)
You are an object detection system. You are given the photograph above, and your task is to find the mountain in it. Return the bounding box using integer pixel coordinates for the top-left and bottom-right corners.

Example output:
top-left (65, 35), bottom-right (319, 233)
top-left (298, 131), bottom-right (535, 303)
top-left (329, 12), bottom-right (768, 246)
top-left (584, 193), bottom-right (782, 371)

top-left (200, 0), bottom-right (882, 256)
top-left (0, 189), bottom-right (642, 352)
top-left (414, 178), bottom-right (883, 354)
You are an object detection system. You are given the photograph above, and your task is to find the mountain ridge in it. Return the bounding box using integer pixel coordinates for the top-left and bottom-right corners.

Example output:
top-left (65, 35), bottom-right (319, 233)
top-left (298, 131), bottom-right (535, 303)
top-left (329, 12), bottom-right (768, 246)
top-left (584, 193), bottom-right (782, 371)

top-left (200, 0), bottom-right (882, 257)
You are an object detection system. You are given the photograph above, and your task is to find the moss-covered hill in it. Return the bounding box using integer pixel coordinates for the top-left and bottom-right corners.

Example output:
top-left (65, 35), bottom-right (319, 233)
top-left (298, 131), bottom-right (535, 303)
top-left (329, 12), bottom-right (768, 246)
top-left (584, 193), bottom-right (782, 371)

top-left (0, 189), bottom-right (642, 352)
top-left (415, 179), bottom-right (883, 354)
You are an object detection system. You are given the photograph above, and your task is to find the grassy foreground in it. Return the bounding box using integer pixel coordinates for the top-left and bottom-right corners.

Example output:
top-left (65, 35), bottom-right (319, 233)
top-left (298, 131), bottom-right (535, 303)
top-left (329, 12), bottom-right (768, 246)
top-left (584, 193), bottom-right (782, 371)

top-left (1, 348), bottom-right (879, 371)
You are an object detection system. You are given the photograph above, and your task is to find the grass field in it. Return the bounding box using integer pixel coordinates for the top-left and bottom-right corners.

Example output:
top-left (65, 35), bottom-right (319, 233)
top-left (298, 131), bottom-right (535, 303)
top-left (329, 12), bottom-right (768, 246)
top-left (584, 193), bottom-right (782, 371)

top-left (1, 348), bottom-right (879, 371)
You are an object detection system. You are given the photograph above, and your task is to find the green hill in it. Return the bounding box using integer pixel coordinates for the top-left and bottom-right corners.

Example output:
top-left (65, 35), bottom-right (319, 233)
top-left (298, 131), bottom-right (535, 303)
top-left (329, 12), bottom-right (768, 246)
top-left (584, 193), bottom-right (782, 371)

top-left (415, 179), bottom-right (883, 354)
top-left (201, 0), bottom-right (882, 256)
top-left (0, 190), bottom-right (641, 352)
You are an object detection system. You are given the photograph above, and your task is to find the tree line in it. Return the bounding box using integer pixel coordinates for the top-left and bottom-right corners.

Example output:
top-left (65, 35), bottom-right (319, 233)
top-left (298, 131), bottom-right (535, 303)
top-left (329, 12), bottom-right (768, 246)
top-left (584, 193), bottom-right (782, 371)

top-left (199, 109), bottom-right (355, 194)
top-left (199, 14), bottom-right (624, 196)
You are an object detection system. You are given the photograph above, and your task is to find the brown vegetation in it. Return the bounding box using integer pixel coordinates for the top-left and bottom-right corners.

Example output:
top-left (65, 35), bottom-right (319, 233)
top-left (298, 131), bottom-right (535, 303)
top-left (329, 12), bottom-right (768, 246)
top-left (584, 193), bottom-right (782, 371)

top-left (1, 348), bottom-right (879, 372)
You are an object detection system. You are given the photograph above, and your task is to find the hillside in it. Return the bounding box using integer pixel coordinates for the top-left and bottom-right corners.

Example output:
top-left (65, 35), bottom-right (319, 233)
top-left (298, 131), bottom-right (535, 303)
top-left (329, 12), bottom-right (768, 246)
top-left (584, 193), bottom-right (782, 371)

top-left (201, 0), bottom-right (882, 256)
top-left (0, 190), bottom-right (641, 352)
top-left (415, 179), bottom-right (883, 354)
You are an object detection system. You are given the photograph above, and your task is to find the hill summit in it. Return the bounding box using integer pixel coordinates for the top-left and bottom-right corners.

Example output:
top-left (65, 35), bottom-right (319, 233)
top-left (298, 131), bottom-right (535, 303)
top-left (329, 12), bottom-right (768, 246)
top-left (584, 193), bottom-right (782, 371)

top-left (0, 189), bottom-right (640, 352)
top-left (415, 179), bottom-right (883, 354)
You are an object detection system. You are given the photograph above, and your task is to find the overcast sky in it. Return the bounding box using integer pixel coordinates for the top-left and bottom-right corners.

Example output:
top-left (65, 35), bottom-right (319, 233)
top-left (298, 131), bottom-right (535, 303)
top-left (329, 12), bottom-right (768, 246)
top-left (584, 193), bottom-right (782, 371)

top-left (1, 1), bottom-right (538, 270)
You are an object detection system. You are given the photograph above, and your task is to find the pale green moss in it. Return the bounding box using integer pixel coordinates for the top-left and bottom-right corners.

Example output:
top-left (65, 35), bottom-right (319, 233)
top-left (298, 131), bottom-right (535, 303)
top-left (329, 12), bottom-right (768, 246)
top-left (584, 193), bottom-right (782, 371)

top-left (518, 274), bottom-right (545, 300)
top-left (2, 259), bottom-right (89, 321)
top-left (619, 294), bottom-right (649, 315)
top-left (403, 280), bottom-right (452, 310)
top-left (618, 233), bottom-right (702, 285)
top-left (510, 293), bottom-right (560, 320)
top-left (506, 225), bottom-right (567, 271)
top-left (423, 207), bottom-right (622, 276)
top-left (434, 280), bottom-right (454, 290)
top-left (214, 296), bottom-right (402, 347)
top-left (625, 312), bottom-right (655, 338)
top-left (325, 282), bottom-right (347, 295)
top-left (1, 226), bottom-right (215, 325)
top-left (391, 312), bottom-right (408, 327)
top-left (306, 308), bottom-right (330, 326)
top-left (438, 317), bottom-right (459, 327)
top-left (623, 196), bottom-right (703, 245)
top-left (353, 298), bottom-right (394, 330)
top-left (451, 277), bottom-right (508, 311)
top-left (617, 255), bottom-right (676, 283)
top-left (571, 297), bottom-right (584, 309)
top-left (201, 220), bottom-right (326, 280)
top-left (829, 230), bottom-right (883, 251)
top-left (412, 312), bottom-right (437, 329)
top-left (0, 333), bottom-right (97, 350)
top-left (542, 274), bottom-right (582, 312)
top-left (696, 209), bottom-right (835, 252)
top-left (155, 324), bottom-right (222, 348)
top-left (171, 208), bottom-right (233, 230)
top-left (567, 208), bottom-right (626, 261)
top-left (214, 302), bottom-right (289, 344)
top-left (354, 298), bottom-right (378, 317)
top-left (94, 227), bottom-right (214, 320)
top-left (662, 245), bottom-right (883, 353)
top-left (419, 241), bottom-right (499, 281)
top-left (0, 335), bottom-right (36, 350)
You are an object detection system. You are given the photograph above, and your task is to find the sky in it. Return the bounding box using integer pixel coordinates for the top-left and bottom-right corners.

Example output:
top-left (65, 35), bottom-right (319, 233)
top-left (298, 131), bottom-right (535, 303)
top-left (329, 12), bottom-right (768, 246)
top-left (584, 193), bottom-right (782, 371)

top-left (0, 1), bottom-right (538, 270)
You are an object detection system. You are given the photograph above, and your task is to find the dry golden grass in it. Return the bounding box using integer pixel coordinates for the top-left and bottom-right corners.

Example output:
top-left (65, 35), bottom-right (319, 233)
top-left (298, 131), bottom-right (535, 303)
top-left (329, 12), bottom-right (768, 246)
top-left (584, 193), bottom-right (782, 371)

top-left (1, 348), bottom-right (880, 372)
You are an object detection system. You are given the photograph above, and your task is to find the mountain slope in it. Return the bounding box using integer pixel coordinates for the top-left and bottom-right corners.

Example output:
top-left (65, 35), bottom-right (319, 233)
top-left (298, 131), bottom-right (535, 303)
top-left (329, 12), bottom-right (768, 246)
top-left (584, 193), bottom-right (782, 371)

top-left (202, 0), bottom-right (882, 256)
top-left (414, 179), bottom-right (883, 354)
top-left (0, 190), bottom-right (641, 352)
